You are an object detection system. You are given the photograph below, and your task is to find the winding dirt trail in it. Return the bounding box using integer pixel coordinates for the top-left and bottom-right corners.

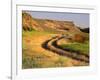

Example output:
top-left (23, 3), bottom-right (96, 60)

top-left (42, 36), bottom-right (89, 63)
top-left (23, 33), bottom-right (89, 67)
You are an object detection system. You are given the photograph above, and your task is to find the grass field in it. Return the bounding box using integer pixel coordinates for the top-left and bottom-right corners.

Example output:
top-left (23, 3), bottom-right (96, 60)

top-left (60, 40), bottom-right (89, 55)
top-left (22, 30), bottom-right (87, 69)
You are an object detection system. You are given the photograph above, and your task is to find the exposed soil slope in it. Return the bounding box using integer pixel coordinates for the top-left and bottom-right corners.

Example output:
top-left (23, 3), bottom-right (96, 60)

top-left (22, 12), bottom-right (85, 36)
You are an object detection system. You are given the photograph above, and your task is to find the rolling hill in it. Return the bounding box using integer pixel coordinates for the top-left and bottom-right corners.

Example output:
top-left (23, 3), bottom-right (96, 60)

top-left (22, 12), bottom-right (85, 36)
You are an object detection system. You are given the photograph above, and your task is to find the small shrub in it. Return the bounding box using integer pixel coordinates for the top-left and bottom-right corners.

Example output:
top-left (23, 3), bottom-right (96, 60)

top-left (72, 34), bottom-right (86, 43)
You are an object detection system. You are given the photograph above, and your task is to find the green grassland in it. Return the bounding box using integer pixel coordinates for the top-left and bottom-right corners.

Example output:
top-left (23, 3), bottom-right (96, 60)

top-left (60, 40), bottom-right (89, 55)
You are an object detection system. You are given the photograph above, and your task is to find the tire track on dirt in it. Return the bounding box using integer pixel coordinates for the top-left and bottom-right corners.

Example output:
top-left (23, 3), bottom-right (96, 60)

top-left (42, 36), bottom-right (89, 63)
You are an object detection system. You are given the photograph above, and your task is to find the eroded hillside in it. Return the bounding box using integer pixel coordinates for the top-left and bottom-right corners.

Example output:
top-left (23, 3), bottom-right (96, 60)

top-left (22, 12), bottom-right (85, 37)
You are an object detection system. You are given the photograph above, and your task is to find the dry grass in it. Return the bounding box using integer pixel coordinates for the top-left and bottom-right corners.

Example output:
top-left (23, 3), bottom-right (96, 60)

top-left (22, 31), bottom-right (88, 69)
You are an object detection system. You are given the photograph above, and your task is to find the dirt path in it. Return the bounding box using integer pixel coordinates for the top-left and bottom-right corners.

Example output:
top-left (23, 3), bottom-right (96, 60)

top-left (42, 36), bottom-right (89, 63)
top-left (23, 33), bottom-right (89, 67)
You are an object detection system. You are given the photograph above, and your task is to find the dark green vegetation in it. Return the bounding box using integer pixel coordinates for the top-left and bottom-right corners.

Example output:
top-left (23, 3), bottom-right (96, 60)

top-left (79, 28), bottom-right (89, 33)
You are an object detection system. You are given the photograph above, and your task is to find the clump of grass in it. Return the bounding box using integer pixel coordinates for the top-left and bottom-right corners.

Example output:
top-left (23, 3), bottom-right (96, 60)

top-left (22, 57), bottom-right (45, 69)
top-left (22, 50), bottom-right (45, 69)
